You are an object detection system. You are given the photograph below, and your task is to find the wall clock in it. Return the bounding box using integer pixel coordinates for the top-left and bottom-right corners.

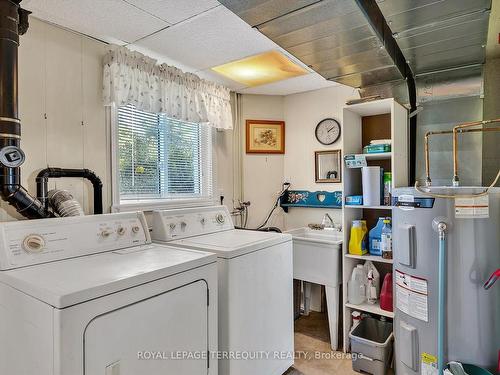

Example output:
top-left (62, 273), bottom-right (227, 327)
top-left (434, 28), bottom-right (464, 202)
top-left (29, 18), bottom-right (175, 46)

top-left (315, 118), bottom-right (341, 145)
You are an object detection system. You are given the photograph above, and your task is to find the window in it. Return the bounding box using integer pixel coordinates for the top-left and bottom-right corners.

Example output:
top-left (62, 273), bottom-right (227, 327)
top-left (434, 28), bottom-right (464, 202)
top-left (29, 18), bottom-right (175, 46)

top-left (113, 104), bottom-right (214, 207)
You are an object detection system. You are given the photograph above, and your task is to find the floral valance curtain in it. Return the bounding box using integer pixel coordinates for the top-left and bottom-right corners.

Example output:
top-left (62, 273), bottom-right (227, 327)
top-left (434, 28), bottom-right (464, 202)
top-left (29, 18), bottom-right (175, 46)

top-left (103, 45), bottom-right (233, 130)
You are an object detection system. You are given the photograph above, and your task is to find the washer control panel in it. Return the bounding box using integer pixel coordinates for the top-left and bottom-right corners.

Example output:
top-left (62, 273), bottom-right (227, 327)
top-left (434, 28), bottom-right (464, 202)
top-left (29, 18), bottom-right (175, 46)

top-left (152, 205), bottom-right (233, 241)
top-left (0, 212), bottom-right (150, 270)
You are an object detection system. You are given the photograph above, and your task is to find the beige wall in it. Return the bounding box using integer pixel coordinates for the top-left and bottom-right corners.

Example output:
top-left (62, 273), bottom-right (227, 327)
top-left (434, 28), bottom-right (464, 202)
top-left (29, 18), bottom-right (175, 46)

top-left (238, 85), bottom-right (358, 231)
top-left (240, 94), bottom-right (285, 229)
top-left (283, 85), bottom-right (357, 230)
top-left (0, 18), bottom-right (109, 221)
top-left (2, 18), bottom-right (235, 221)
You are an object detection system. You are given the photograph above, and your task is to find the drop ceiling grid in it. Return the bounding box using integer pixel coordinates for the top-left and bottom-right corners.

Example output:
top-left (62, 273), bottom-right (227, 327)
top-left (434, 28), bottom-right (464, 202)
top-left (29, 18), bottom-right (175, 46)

top-left (22, 0), bottom-right (169, 44)
top-left (135, 5), bottom-right (279, 72)
top-left (20, 0), bottom-right (344, 94)
top-left (122, 0), bottom-right (220, 25)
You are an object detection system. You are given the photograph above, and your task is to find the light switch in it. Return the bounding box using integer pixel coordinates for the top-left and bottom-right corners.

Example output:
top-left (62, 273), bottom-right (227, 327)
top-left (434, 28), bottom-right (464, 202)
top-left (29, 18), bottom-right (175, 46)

top-left (105, 361), bottom-right (120, 375)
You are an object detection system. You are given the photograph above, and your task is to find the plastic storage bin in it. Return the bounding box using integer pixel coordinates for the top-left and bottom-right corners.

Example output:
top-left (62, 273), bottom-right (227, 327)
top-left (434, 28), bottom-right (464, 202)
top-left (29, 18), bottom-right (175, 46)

top-left (349, 318), bottom-right (393, 375)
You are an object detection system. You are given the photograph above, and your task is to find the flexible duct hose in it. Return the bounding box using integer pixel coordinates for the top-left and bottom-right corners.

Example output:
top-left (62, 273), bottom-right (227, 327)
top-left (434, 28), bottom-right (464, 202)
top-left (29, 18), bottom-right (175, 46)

top-left (48, 189), bottom-right (84, 217)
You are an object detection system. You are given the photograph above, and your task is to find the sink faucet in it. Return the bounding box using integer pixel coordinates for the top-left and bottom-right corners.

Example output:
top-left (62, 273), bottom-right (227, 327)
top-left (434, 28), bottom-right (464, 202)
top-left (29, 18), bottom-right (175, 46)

top-left (321, 213), bottom-right (342, 231)
top-left (322, 213), bottom-right (334, 228)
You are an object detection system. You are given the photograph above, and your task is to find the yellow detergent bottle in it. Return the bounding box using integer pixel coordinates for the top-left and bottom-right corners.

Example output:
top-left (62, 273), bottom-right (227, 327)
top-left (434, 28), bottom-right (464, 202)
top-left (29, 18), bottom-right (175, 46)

top-left (349, 220), bottom-right (368, 255)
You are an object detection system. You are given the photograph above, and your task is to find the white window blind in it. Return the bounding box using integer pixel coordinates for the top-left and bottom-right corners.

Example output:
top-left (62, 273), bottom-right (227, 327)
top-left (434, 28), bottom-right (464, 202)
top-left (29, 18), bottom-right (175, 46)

top-left (116, 104), bottom-right (213, 203)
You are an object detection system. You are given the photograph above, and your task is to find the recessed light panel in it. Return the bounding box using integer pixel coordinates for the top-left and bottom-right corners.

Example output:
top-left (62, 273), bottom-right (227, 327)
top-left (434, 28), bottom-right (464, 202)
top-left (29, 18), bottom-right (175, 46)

top-left (211, 50), bottom-right (308, 87)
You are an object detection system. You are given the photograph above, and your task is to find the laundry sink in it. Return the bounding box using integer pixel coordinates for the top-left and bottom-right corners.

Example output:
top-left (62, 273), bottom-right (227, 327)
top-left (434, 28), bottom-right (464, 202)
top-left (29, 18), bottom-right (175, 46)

top-left (286, 226), bottom-right (343, 350)
top-left (286, 227), bottom-right (343, 244)
top-left (286, 227), bottom-right (342, 287)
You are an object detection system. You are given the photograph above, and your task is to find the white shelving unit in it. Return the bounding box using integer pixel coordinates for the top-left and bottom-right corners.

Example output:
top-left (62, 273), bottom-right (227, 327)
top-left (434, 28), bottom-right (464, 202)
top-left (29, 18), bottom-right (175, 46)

top-left (341, 98), bottom-right (408, 352)
top-left (345, 151), bottom-right (392, 161)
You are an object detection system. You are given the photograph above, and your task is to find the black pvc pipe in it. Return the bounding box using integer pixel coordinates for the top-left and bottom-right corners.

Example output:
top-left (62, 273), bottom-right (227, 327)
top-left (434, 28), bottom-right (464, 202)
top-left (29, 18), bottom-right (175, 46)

top-left (36, 168), bottom-right (103, 214)
top-left (0, 0), bottom-right (52, 219)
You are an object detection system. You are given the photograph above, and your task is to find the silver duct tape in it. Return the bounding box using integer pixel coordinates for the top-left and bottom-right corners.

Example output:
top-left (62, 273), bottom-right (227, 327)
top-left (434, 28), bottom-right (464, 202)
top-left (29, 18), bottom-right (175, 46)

top-left (0, 133), bottom-right (21, 139)
top-left (0, 117), bottom-right (21, 123)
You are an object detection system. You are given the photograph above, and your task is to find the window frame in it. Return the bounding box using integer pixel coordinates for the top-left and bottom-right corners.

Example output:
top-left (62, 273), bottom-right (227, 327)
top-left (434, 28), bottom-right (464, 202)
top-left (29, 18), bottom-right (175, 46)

top-left (109, 104), bottom-right (217, 212)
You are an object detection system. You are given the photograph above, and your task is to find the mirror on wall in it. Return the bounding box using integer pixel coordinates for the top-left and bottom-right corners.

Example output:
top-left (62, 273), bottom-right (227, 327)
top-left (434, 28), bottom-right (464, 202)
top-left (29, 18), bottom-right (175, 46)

top-left (315, 150), bottom-right (341, 183)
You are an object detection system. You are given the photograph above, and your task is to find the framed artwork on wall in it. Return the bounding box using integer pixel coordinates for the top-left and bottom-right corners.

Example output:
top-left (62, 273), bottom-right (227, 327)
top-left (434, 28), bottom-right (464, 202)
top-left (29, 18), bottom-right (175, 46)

top-left (315, 150), bottom-right (342, 183)
top-left (245, 120), bottom-right (285, 154)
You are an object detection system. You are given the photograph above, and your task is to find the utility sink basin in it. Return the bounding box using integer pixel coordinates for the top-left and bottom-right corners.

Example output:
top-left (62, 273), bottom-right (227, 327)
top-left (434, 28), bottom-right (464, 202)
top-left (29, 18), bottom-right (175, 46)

top-left (286, 227), bottom-right (343, 351)
top-left (286, 227), bottom-right (343, 244)
top-left (286, 227), bottom-right (342, 287)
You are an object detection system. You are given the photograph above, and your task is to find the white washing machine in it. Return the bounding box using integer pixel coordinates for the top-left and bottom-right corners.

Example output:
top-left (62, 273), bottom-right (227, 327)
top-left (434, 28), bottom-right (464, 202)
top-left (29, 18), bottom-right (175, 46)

top-left (0, 212), bottom-right (218, 375)
top-left (152, 205), bottom-right (294, 375)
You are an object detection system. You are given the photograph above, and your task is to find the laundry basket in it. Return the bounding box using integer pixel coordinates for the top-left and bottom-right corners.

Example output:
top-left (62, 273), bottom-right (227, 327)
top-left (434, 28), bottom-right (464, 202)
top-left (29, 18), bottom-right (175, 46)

top-left (349, 317), bottom-right (393, 375)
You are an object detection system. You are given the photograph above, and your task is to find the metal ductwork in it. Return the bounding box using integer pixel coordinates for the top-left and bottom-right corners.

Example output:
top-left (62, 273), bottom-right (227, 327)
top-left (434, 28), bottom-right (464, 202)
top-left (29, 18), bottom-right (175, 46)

top-left (219, 0), bottom-right (491, 185)
top-left (0, 0), bottom-right (52, 218)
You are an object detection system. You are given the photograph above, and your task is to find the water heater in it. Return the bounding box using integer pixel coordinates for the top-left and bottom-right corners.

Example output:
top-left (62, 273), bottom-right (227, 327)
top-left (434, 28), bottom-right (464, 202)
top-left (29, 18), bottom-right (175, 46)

top-left (392, 187), bottom-right (499, 374)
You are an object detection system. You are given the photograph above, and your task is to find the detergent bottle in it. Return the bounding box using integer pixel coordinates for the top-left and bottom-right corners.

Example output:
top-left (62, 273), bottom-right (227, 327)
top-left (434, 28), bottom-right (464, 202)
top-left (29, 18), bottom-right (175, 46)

top-left (368, 217), bottom-right (386, 256)
top-left (349, 220), bottom-right (368, 255)
top-left (380, 273), bottom-right (393, 312)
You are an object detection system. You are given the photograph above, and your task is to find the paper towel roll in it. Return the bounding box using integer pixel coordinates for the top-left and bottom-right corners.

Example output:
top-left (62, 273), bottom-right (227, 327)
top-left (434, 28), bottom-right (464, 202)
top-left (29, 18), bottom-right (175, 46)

top-left (362, 166), bottom-right (381, 206)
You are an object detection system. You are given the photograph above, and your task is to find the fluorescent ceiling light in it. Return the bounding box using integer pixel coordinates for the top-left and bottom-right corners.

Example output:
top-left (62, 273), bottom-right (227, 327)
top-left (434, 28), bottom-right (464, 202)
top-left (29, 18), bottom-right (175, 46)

top-left (212, 50), bottom-right (308, 87)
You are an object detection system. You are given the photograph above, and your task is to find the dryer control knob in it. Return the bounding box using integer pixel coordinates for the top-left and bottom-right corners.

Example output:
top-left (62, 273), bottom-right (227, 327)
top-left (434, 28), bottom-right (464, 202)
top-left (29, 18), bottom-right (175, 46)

top-left (169, 223), bottom-right (177, 231)
top-left (23, 235), bottom-right (45, 253)
top-left (131, 225), bottom-right (141, 234)
top-left (117, 226), bottom-right (126, 236)
top-left (215, 213), bottom-right (225, 224)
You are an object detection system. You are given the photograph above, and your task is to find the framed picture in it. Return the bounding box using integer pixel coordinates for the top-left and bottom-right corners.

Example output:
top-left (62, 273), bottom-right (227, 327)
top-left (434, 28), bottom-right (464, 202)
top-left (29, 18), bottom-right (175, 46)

top-left (246, 120), bottom-right (285, 154)
top-left (315, 150), bottom-right (342, 183)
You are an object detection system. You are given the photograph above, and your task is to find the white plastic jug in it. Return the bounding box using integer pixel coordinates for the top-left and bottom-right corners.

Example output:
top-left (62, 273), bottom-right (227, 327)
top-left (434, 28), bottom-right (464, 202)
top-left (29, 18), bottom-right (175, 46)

top-left (348, 265), bottom-right (366, 305)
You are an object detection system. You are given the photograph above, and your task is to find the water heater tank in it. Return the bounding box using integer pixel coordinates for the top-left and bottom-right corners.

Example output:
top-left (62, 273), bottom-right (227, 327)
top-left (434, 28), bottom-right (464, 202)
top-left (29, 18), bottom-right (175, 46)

top-left (392, 187), bottom-right (499, 374)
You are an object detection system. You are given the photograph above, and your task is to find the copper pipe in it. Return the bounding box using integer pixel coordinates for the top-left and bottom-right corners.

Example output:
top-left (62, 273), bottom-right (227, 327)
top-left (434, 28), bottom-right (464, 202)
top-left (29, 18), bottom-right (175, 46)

top-left (452, 118), bottom-right (500, 186)
top-left (425, 127), bottom-right (500, 186)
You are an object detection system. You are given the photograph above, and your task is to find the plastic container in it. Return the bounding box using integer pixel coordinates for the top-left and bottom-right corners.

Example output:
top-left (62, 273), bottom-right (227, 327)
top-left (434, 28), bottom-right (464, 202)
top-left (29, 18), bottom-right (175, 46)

top-left (383, 172), bottom-right (392, 205)
top-left (381, 219), bottom-right (392, 259)
top-left (461, 364), bottom-right (495, 375)
top-left (362, 167), bottom-right (383, 206)
top-left (363, 144), bottom-right (391, 154)
top-left (352, 311), bottom-right (362, 329)
top-left (349, 220), bottom-right (368, 255)
top-left (368, 218), bottom-right (385, 256)
top-left (346, 195), bottom-right (363, 205)
top-left (380, 273), bottom-right (393, 312)
top-left (348, 265), bottom-right (366, 305)
top-left (350, 317), bottom-right (393, 375)
top-left (363, 261), bottom-right (380, 301)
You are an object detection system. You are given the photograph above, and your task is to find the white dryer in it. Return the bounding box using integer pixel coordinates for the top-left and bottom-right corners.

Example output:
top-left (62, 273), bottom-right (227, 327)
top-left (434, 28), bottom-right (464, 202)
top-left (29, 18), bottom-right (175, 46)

top-left (0, 212), bottom-right (217, 375)
top-left (152, 205), bottom-right (294, 375)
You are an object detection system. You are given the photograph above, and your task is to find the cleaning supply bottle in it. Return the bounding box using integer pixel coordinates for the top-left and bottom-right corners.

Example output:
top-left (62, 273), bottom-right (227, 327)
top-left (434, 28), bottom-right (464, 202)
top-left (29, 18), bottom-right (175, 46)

top-left (348, 265), bottom-right (366, 305)
top-left (349, 220), bottom-right (368, 255)
top-left (363, 260), bottom-right (380, 302)
top-left (368, 217), bottom-right (385, 256)
top-left (381, 218), bottom-right (392, 259)
top-left (380, 273), bottom-right (393, 312)
top-left (367, 269), bottom-right (377, 304)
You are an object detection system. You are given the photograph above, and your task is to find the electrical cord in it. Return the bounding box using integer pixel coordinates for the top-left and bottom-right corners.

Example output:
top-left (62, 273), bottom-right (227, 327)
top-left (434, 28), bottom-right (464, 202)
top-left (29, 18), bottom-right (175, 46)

top-left (256, 182), bottom-right (290, 229)
top-left (414, 168), bottom-right (500, 199)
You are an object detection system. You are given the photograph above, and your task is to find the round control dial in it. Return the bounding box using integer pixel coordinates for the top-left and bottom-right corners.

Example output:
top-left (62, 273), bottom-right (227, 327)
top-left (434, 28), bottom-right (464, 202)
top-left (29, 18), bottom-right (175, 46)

top-left (215, 213), bottom-right (225, 224)
top-left (23, 234), bottom-right (45, 253)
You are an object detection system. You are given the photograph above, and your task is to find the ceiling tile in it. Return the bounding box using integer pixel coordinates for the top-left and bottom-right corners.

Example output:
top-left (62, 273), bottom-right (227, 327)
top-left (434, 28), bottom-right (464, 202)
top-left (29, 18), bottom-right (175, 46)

top-left (124, 0), bottom-right (220, 24)
top-left (22, 0), bottom-right (169, 44)
top-left (136, 5), bottom-right (277, 71)
top-left (239, 73), bottom-right (337, 95)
